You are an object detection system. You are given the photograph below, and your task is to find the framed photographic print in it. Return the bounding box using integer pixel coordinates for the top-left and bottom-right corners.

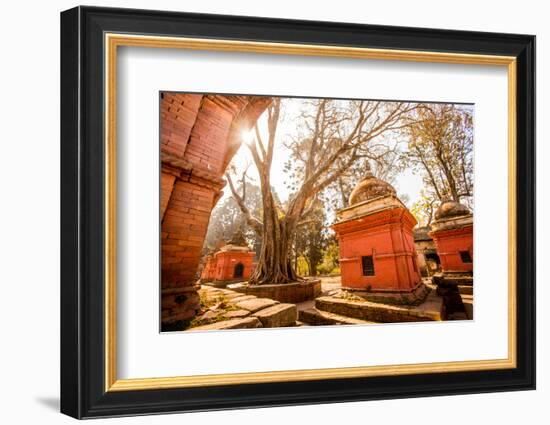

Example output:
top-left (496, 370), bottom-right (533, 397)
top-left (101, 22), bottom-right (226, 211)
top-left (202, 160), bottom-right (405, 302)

top-left (60, 6), bottom-right (535, 419)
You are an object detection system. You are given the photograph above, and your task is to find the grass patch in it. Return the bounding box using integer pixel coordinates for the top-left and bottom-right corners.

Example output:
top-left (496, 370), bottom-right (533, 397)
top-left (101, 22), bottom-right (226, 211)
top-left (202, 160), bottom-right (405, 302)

top-left (185, 293), bottom-right (242, 329)
top-left (338, 291), bottom-right (365, 302)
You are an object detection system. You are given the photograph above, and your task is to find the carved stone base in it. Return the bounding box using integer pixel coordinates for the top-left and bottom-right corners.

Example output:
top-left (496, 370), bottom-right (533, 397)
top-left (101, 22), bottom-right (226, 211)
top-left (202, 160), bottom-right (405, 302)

top-left (161, 285), bottom-right (201, 331)
top-left (229, 279), bottom-right (321, 303)
top-left (341, 281), bottom-right (430, 306)
top-left (314, 292), bottom-right (443, 323)
top-left (201, 279), bottom-right (245, 289)
top-left (435, 271), bottom-right (473, 287)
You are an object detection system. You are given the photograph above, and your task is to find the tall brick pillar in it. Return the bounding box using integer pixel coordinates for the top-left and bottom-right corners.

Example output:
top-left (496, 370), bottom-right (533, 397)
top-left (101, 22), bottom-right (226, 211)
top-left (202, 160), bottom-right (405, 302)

top-left (160, 93), bottom-right (271, 329)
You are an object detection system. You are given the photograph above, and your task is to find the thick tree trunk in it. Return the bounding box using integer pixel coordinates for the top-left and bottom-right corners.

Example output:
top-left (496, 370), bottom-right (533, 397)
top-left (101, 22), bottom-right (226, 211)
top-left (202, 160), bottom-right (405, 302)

top-left (249, 214), bottom-right (299, 285)
top-left (247, 166), bottom-right (300, 285)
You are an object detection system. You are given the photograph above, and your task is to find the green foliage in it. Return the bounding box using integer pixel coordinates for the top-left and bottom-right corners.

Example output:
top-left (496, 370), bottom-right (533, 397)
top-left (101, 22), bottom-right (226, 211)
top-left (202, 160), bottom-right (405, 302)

top-left (293, 198), bottom-right (328, 276)
top-left (339, 291), bottom-right (364, 301)
top-left (295, 256), bottom-right (310, 276)
top-left (410, 189), bottom-right (437, 227)
top-left (316, 263), bottom-right (341, 276)
top-left (316, 237), bottom-right (341, 275)
top-left (186, 294), bottom-right (240, 329)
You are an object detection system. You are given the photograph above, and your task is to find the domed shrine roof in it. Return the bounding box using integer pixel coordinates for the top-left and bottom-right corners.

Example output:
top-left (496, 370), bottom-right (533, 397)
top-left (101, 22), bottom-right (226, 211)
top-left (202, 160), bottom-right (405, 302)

top-left (434, 200), bottom-right (471, 221)
top-left (226, 227), bottom-right (248, 247)
top-left (219, 227), bottom-right (251, 252)
top-left (348, 171), bottom-right (397, 206)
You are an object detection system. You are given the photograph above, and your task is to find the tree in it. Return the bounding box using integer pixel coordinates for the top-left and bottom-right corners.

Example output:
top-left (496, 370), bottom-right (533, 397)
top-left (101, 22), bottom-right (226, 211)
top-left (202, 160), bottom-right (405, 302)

top-left (403, 104), bottom-right (474, 207)
top-left (317, 234), bottom-right (340, 275)
top-left (293, 198), bottom-right (326, 276)
top-left (228, 98), bottom-right (417, 285)
top-left (410, 189), bottom-right (437, 226)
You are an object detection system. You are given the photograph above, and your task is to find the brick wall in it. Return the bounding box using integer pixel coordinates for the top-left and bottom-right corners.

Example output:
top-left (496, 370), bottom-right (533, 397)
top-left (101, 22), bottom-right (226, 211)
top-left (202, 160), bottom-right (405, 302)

top-left (160, 93), bottom-right (202, 157)
top-left (159, 93), bottom-right (272, 328)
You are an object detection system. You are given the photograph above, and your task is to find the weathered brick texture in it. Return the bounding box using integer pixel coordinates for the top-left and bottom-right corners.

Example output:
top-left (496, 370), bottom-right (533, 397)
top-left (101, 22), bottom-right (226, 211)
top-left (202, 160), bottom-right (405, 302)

top-left (160, 93), bottom-right (272, 328)
top-left (160, 93), bottom-right (202, 157)
top-left (160, 172), bottom-right (176, 218)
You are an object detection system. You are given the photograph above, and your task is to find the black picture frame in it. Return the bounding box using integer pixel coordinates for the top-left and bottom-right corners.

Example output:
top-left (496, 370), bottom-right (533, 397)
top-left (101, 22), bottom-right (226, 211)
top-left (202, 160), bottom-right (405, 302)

top-left (60, 5), bottom-right (535, 419)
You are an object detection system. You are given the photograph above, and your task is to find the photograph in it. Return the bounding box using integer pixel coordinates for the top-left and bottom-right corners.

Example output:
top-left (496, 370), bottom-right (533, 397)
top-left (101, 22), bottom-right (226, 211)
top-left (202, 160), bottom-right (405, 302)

top-left (56, 4), bottom-right (536, 420)
top-left (160, 92), bottom-right (474, 332)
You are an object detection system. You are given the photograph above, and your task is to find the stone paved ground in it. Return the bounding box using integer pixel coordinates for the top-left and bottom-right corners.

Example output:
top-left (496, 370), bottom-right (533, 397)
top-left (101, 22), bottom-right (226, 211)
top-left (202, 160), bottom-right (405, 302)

top-left (318, 275), bottom-right (342, 294)
top-left (194, 277), bottom-right (342, 329)
top-left (188, 286), bottom-right (298, 331)
top-left (295, 275), bottom-right (342, 313)
top-left (195, 276), bottom-right (455, 328)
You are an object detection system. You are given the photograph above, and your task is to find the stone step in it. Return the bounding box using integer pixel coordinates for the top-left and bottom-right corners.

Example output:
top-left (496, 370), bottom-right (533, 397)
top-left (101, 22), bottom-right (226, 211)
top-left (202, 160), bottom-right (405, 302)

top-left (315, 295), bottom-right (443, 322)
top-left (447, 311), bottom-right (469, 320)
top-left (299, 308), bottom-right (376, 326)
top-left (190, 317), bottom-right (262, 331)
top-left (234, 297), bottom-right (278, 313)
top-left (253, 303), bottom-right (297, 327)
top-left (461, 296), bottom-right (474, 320)
top-left (458, 285), bottom-right (473, 295)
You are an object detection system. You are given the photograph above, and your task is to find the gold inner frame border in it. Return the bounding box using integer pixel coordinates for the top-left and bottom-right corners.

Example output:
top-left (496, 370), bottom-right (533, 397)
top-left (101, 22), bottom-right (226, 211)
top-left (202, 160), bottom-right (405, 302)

top-left (104, 33), bottom-right (517, 392)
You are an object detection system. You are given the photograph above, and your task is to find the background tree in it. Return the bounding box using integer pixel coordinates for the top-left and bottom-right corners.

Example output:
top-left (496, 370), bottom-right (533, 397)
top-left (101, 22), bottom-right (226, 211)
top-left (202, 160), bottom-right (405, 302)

top-left (293, 198), bottom-right (326, 276)
top-left (316, 234), bottom-right (341, 276)
top-left (228, 98), bottom-right (417, 285)
top-left (403, 104), bottom-right (474, 209)
top-left (410, 189), bottom-right (437, 227)
top-left (316, 146), bottom-right (406, 213)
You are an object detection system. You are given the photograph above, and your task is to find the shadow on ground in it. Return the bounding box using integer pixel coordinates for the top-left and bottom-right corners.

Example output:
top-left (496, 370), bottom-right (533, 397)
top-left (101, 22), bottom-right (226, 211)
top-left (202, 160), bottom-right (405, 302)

top-left (35, 396), bottom-right (59, 412)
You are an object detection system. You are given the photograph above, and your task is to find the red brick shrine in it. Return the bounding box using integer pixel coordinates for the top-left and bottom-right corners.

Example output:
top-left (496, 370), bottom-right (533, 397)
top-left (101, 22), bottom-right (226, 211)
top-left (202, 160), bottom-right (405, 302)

top-left (332, 172), bottom-right (426, 303)
top-left (200, 231), bottom-right (255, 287)
top-left (429, 201), bottom-right (473, 285)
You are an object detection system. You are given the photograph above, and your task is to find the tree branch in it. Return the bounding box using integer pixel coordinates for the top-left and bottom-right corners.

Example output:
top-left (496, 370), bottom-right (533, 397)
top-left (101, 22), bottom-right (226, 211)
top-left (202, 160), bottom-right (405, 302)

top-left (226, 173), bottom-right (264, 235)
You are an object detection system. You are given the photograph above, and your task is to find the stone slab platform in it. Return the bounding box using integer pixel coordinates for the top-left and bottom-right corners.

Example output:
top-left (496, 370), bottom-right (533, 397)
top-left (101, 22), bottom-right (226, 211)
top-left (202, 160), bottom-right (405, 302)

top-left (254, 303), bottom-right (297, 327)
top-left (315, 290), bottom-right (444, 323)
top-left (202, 279), bottom-right (246, 289)
top-left (191, 286), bottom-right (300, 331)
top-left (235, 297), bottom-right (278, 313)
top-left (228, 279), bottom-right (321, 303)
top-left (341, 282), bottom-right (429, 305)
top-left (433, 273), bottom-right (473, 287)
top-left (458, 285), bottom-right (473, 295)
top-left (190, 317), bottom-right (262, 331)
top-left (299, 308), bottom-right (374, 326)
top-left (461, 294), bottom-right (474, 319)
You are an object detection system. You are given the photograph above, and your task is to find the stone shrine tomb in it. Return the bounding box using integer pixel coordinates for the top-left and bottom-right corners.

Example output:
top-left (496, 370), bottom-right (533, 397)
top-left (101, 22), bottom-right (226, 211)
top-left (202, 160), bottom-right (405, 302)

top-left (332, 171), bottom-right (427, 304)
top-left (429, 200), bottom-right (474, 288)
top-left (200, 230), bottom-right (255, 287)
